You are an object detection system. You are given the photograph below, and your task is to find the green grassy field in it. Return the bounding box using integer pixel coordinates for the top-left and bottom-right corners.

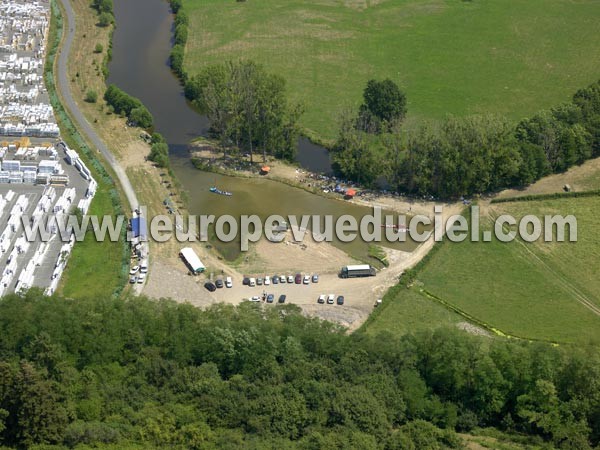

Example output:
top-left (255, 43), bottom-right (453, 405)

top-left (183, 0), bottom-right (600, 140)
top-left (57, 181), bottom-right (126, 299)
top-left (362, 285), bottom-right (464, 336)
top-left (411, 197), bottom-right (600, 344)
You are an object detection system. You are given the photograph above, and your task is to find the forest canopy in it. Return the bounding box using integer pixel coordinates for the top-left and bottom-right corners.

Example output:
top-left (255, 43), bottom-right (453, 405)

top-left (0, 291), bottom-right (600, 449)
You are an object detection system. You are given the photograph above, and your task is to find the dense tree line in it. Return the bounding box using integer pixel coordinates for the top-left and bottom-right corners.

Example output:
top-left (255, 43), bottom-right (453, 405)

top-left (185, 60), bottom-right (303, 162)
top-left (1, 291), bottom-right (600, 448)
top-left (104, 84), bottom-right (154, 129)
top-left (169, 0), bottom-right (189, 80)
top-left (333, 79), bottom-right (600, 197)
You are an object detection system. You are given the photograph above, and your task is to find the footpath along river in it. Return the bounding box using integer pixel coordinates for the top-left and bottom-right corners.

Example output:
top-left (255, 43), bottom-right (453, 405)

top-left (108, 0), bottom-right (419, 261)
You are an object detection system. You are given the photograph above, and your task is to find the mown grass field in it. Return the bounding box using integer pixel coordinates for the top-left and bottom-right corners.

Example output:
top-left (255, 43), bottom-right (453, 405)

top-left (410, 197), bottom-right (600, 344)
top-left (362, 285), bottom-right (464, 336)
top-left (183, 0), bottom-right (600, 140)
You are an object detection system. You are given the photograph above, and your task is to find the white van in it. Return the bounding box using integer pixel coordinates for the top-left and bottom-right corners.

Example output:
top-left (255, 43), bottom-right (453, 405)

top-left (140, 260), bottom-right (148, 273)
top-left (225, 276), bottom-right (233, 288)
top-left (249, 277), bottom-right (256, 287)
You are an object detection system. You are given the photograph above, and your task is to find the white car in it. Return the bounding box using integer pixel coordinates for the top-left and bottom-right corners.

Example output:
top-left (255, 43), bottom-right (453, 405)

top-left (287, 275), bottom-right (294, 283)
top-left (279, 276), bottom-right (286, 283)
top-left (249, 277), bottom-right (256, 287)
top-left (137, 273), bottom-right (146, 283)
top-left (129, 265), bottom-right (140, 275)
top-left (250, 296), bottom-right (261, 302)
top-left (264, 276), bottom-right (271, 285)
top-left (303, 275), bottom-right (310, 284)
top-left (225, 276), bottom-right (233, 288)
top-left (318, 294), bottom-right (326, 304)
top-left (327, 294), bottom-right (335, 304)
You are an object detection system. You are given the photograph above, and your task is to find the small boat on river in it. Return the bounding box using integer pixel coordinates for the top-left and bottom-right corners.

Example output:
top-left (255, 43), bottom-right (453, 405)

top-left (209, 187), bottom-right (232, 196)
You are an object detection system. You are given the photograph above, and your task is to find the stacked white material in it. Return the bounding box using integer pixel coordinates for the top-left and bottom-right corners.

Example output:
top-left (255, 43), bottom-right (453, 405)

top-left (45, 235), bottom-right (75, 296)
top-left (23, 170), bottom-right (36, 183)
top-left (0, 256), bottom-right (18, 293)
top-left (0, 195), bottom-right (6, 220)
top-left (15, 259), bottom-right (36, 292)
top-left (36, 173), bottom-right (50, 185)
top-left (13, 234), bottom-right (30, 255)
top-left (0, 171), bottom-right (9, 183)
top-left (10, 194), bottom-right (28, 215)
top-left (9, 171), bottom-right (22, 183)
top-left (36, 188), bottom-right (55, 214)
top-left (77, 197), bottom-right (92, 215)
top-left (86, 179), bottom-right (97, 198)
top-left (14, 147), bottom-right (26, 159)
top-left (38, 159), bottom-right (56, 174)
top-left (65, 147), bottom-right (79, 165)
top-left (0, 227), bottom-right (12, 254)
top-left (53, 187), bottom-right (75, 214)
top-left (2, 160), bottom-right (20, 171)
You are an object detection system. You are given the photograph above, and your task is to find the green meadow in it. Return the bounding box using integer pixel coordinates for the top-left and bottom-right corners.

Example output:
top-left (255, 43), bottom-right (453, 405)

top-left (183, 0), bottom-right (600, 140)
top-left (410, 196), bottom-right (600, 344)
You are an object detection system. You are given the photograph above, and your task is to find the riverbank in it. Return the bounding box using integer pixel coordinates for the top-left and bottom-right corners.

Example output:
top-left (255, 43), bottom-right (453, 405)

top-left (190, 142), bottom-right (454, 220)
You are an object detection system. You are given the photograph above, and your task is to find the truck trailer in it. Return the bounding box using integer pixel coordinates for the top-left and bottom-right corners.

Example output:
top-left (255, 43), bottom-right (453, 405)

top-left (340, 264), bottom-right (376, 278)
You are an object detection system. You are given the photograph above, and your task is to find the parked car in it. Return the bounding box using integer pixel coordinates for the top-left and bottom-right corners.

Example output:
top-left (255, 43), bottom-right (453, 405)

top-left (318, 294), bottom-right (325, 304)
top-left (278, 294), bottom-right (287, 303)
top-left (129, 265), bottom-right (140, 275)
top-left (226, 277), bottom-right (233, 288)
top-left (140, 264), bottom-right (148, 274)
top-left (250, 296), bottom-right (261, 302)
top-left (204, 282), bottom-right (217, 292)
top-left (257, 278), bottom-right (263, 286)
top-left (129, 276), bottom-right (137, 284)
top-left (336, 295), bottom-right (345, 305)
top-left (303, 275), bottom-right (310, 284)
top-left (279, 276), bottom-right (286, 283)
top-left (264, 276), bottom-right (271, 285)
top-left (243, 277), bottom-right (250, 286)
top-left (137, 273), bottom-right (146, 284)
top-left (287, 275), bottom-right (294, 283)
top-left (249, 277), bottom-right (256, 287)
top-left (295, 274), bottom-right (302, 284)
top-left (327, 294), bottom-right (335, 304)
top-left (312, 274), bottom-right (319, 283)
top-left (272, 276), bottom-right (279, 285)
top-left (215, 279), bottom-right (224, 289)
top-left (266, 294), bottom-right (274, 303)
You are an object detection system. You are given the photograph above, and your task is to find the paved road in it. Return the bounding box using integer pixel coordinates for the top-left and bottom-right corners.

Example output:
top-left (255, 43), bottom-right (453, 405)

top-left (55, 0), bottom-right (147, 294)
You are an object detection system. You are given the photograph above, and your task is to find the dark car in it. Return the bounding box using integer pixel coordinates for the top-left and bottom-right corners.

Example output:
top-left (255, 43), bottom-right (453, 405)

top-left (215, 279), bottom-right (224, 289)
top-left (278, 294), bottom-right (286, 303)
top-left (242, 277), bottom-right (250, 286)
top-left (337, 295), bottom-right (345, 305)
top-left (272, 276), bottom-right (279, 285)
top-left (204, 282), bottom-right (216, 292)
top-left (266, 294), bottom-right (274, 303)
top-left (294, 273), bottom-right (302, 284)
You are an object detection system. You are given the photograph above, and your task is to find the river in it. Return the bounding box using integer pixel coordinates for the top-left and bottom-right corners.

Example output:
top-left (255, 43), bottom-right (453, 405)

top-left (108, 0), bottom-right (419, 261)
